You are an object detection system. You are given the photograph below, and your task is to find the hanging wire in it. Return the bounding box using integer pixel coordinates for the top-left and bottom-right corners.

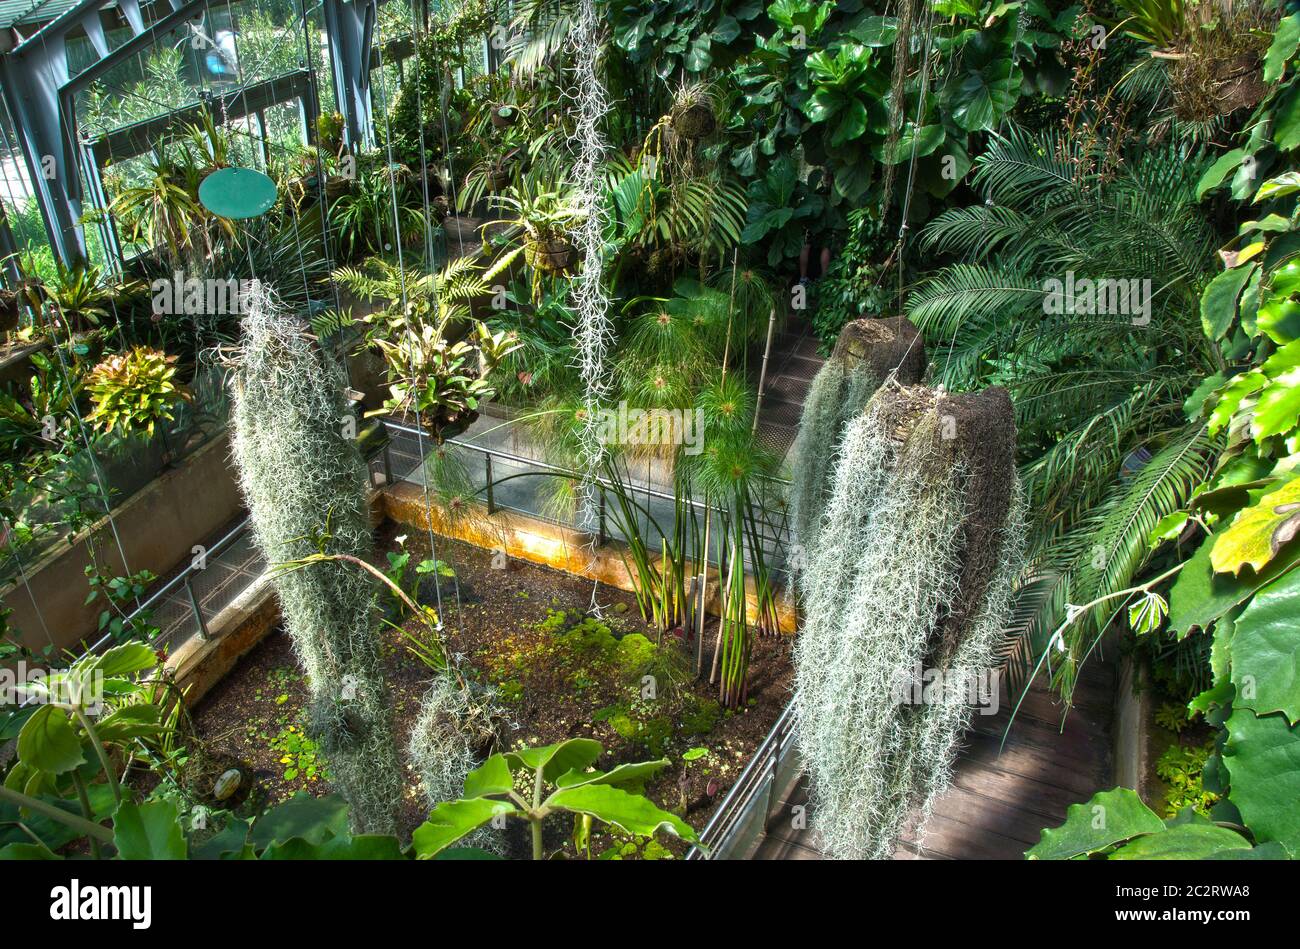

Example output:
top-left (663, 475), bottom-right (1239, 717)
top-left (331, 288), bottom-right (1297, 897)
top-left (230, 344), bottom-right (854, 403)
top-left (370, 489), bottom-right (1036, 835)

top-left (882, 0), bottom-right (940, 380)
top-left (370, 2), bottom-right (450, 625)
top-left (29, 20), bottom-right (142, 601)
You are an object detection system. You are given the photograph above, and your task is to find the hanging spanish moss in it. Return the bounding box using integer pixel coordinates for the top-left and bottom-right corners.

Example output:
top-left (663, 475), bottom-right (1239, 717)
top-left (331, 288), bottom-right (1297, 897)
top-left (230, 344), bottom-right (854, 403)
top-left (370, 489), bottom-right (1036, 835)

top-left (230, 287), bottom-right (402, 835)
top-left (568, 0), bottom-right (617, 530)
top-left (788, 317), bottom-right (926, 559)
top-left (793, 380), bottom-right (1025, 859)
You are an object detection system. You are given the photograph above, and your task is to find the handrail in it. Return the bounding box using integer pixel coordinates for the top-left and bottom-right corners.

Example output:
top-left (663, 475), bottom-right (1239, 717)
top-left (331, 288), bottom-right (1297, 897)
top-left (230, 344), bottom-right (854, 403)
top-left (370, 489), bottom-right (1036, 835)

top-left (380, 418), bottom-right (794, 544)
top-left (685, 698), bottom-right (798, 860)
top-left (81, 515), bottom-right (254, 657)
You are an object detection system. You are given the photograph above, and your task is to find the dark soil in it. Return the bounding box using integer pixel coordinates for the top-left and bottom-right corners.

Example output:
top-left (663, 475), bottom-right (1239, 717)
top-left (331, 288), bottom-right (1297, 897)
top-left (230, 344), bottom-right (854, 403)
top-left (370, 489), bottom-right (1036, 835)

top-left (185, 526), bottom-right (792, 857)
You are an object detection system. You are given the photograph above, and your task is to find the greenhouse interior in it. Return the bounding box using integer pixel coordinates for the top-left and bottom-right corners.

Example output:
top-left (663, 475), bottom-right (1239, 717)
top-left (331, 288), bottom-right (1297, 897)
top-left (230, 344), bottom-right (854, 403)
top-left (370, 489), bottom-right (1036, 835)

top-left (0, 0), bottom-right (1298, 888)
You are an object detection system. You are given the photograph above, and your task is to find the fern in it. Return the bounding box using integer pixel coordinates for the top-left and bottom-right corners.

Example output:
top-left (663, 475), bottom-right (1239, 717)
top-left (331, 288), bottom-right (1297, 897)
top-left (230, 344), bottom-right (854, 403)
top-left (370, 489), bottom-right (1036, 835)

top-left (907, 125), bottom-right (1219, 702)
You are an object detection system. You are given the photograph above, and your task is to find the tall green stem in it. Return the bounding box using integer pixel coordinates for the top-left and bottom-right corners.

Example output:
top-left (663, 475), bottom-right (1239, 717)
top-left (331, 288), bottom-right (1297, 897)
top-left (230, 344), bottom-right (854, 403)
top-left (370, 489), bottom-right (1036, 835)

top-left (73, 706), bottom-right (121, 806)
top-left (0, 783), bottom-right (114, 845)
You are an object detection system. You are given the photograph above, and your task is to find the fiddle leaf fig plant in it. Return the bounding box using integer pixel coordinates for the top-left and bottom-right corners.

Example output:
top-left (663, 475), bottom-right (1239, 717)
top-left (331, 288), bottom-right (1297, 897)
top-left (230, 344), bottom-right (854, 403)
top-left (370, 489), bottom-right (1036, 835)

top-left (411, 738), bottom-right (700, 860)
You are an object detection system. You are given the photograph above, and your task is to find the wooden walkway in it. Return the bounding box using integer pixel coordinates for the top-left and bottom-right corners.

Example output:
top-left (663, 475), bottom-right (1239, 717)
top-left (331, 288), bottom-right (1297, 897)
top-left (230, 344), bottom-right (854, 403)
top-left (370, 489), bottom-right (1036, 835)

top-left (753, 659), bottom-right (1116, 860)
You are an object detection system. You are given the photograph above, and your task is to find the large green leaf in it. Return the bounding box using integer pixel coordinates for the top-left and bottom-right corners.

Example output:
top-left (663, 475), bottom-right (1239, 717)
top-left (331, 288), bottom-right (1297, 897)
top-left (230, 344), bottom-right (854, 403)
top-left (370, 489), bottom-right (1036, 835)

top-left (0, 843), bottom-right (59, 860)
top-left (873, 124), bottom-right (945, 165)
top-left (1211, 477), bottom-right (1300, 574)
top-left (1168, 533), bottom-right (1299, 635)
top-left (947, 59), bottom-right (1021, 132)
top-left (1200, 264), bottom-right (1257, 340)
top-left (1204, 841), bottom-right (1291, 859)
top-left (17, 706), bottom-right (85, 775)
top-left (1275, 84), bottom-right (1300, 152)
top-left (463, 754), bottom-right (513, 799)
top-left (114, 799), bottom-right (187, 860)
top-left (1254, 367), bottom-right (1300, 440)
top-left (505, 738), bottom-right (603, 783)
top-left (1265, 13), bottom-right (1300, 83)
top-left (249, 792), bottom-right (349, 848)
top-left (94, 704), bottom-right (161, 744)
top-left (544, 783), bottom-right (698, 842)
top-left (411, 798), bottom-right (517, 859)
top-left (1231, 568), bottom-right (1300, 723)
top-left (190, 819), bottom-right (251, 860)
top-left (1025, 788), bottom-right (1166, 859)
top-left (1222, 707), bottom-right (1300, 856)
top-left (90, 642), bottom-right (158, 679)
top-left (1108, 823), bottom-right (1252, 859)
top-left (1197, 148), bottom-right (1247, 200)
top-left (554, 759), bottom-right (670, 790)
top-left (260, 834), bottom-right (406, 860)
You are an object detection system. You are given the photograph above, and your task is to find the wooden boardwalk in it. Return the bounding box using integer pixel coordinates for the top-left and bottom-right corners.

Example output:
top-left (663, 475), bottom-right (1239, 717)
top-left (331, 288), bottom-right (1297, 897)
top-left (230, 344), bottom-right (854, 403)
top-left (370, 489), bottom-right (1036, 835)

top-left (753, 659), bottom-right (1116, 860)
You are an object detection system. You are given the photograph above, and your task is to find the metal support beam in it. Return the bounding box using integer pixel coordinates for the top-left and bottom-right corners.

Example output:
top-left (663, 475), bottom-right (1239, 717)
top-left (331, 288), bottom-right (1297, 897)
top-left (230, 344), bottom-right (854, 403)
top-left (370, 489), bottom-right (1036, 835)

top-left (0, 45), bottom-right (83, 262)
top-left (0, 0), bottom-right (209, 264)
top-left (322, 0), bottom-right (376, 151)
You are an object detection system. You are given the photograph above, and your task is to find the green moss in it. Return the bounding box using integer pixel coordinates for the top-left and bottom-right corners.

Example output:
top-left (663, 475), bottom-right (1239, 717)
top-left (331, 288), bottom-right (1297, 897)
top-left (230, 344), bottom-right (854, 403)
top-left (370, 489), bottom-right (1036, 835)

top-left (614, 633), bottom-right (656, 674)
top-left (680, 696), bottom-right (722, 736)
top-left (593, 700), bottom-right (672, 756)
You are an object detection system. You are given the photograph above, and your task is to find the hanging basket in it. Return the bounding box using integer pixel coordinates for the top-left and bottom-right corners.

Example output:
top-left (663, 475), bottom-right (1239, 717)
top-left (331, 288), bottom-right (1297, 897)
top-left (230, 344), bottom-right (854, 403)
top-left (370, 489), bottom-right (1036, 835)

top-left (325, 174), bottom-right (354, 200)
top-left (1171, 49), bottom-right (1269, 119)
top-left (831, 316), bottom-right (926, 383)
top-left (673, 101), bottom-right (716, 140)
top-left (490, 104), bottom-right (522, 129)
top-left (527, 238), bottom-right (577, 274)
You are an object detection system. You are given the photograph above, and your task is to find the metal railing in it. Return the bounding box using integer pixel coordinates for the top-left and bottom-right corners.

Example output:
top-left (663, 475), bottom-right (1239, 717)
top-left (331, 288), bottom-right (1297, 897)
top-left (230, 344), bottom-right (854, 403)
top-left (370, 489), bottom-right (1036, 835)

top-left (686, 700), bottom-right (802, 859)
top-left (85, 516), bottom-right (263, 658)
top-left (52, 411), bottom-right (807, 860)
top-left (375, 418), bottom-right (795, 574)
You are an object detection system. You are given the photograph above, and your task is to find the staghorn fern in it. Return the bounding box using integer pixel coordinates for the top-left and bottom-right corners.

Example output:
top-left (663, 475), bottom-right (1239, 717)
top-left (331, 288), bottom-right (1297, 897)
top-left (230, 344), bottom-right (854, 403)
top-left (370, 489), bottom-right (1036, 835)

top-left (230, 286), bottom-right (402, 835)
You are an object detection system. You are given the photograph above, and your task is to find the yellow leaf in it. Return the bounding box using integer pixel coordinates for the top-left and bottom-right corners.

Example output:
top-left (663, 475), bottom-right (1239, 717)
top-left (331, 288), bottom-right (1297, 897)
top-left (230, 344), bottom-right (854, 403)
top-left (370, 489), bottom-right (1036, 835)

top-left (1211, 477), bottom-right (1300, 575)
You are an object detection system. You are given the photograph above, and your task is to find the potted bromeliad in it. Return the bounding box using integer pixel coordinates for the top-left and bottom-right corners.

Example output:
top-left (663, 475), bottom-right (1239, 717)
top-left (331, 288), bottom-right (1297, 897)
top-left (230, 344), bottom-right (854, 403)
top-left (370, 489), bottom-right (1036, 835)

top-left (332, 256), bottom-right (521, 442)
top-left (481, 166), bottom-right (584, 297)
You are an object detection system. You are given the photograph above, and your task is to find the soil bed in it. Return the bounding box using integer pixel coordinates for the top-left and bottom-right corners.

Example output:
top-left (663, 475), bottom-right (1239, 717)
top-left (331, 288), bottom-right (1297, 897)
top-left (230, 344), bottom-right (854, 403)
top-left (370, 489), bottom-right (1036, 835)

top-left (185, 526), bottom-right (792, 857)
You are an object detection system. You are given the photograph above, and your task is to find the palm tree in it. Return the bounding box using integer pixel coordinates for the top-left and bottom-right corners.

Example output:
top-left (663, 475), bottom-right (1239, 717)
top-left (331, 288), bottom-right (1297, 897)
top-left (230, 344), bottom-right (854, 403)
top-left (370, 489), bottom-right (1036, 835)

top-left (906, 126), bottom-right (1221, 701)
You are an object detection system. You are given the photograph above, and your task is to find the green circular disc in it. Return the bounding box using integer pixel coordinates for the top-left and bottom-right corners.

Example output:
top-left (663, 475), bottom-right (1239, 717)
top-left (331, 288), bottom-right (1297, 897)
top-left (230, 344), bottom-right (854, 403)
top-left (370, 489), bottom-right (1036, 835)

top-left (198, 167), bottom-right (278, 219)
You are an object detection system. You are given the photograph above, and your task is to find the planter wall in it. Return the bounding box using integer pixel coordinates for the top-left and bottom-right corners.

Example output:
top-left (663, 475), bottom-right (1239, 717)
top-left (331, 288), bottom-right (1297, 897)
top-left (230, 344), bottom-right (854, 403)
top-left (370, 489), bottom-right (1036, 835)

top-left (2, 435), bottom-right (244, 655)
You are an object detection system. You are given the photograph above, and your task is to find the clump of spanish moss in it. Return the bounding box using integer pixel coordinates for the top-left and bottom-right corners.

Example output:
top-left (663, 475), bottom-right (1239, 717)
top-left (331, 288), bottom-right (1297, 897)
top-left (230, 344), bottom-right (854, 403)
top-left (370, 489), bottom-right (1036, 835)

top-left (793, 380), bottom-right (1024, 859)
top-left (407, 675), bottom-right (504, 854)
top-left (788, 317), bottom-right (925, 556)
top-left (230, 286), bottom-right (402, 835)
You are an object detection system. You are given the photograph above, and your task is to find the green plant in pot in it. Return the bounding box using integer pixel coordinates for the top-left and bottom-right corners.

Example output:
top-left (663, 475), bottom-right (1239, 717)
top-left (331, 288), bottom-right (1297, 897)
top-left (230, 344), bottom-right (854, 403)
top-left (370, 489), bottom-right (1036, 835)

top-left (372, 318), bottom-right (520, 442)
top-left (108, 148), bottom-right (231, 268)
top-left (28, 259), bottom-right (118, 333)
top-left (333, 256), bottom-right (521, 440)
top-left (85, 345), bottom-right (189, 439)
top-left (483, 167), bottom-right (584, 293)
